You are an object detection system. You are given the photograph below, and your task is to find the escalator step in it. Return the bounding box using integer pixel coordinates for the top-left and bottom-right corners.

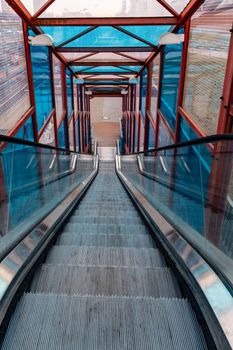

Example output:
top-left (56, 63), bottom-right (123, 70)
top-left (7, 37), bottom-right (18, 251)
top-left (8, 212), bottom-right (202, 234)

top-left (69, 215), bottom-right (144, 225)
top-left (64, 223), bottom-right (149, 235)
top-left (56, 233), bottom-right (156, 248)
top-left (72, 209), bottom-right (141, 218)
top-left (2, 294), bottom-right (207, 350)
top-left (45, 246), bottom-right (165, 267)
top-left (31, 265), bottom-right (181, 298)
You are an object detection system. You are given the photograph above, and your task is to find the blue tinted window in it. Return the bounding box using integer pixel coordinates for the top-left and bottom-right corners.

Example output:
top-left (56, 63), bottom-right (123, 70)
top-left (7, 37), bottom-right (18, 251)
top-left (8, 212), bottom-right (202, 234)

top-left (160, 28), bottom-right (184, 131)
top-left (15, 117), bottom-right (34, 141)
top-left (140, 68), bottom-right (147, 117)
top-left (29, 34), bottom-right (53, 131)
top-left (64, 26), bottom-right (148, 48)
top-left (120, 25), bottom-right (171, 46)
top-left (58, 119), bottom-right (67, 149)
top-left (66, 69), bottom-right (73, 119)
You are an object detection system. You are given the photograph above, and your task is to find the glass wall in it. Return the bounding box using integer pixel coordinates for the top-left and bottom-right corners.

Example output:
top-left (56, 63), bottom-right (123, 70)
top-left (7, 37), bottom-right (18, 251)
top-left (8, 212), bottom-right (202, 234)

top-left (29, 33), bottom-right (53, 131)
top-left (66, 68), bottom-right (73, 119)
top-left (157, 118), bottom-right (174, 148)
top-left (0, 1), bottom-right (30, 134)
top-left (39, 118), bottom-right (55, 146)
top-left (53, 55), bottom-right (63, 123)
top-left (183, 0), bottom-right (232, 135)
top-left (14, 116), bottom-right (34, 141)
top-left (58, 118), bottom-right (67, 149)
top-left (140, 67), bottom-right (147, 118)
top-left (160, 28), bottom-right (183, 132)
top-left (151, 54), bottom-right (160, 120)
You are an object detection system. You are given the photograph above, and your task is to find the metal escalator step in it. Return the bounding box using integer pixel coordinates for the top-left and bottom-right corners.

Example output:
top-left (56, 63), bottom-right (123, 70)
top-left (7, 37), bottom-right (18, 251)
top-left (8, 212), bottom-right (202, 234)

top-left (2, 294), bottom-right (208, 350)
top-left (72, 209), bottom-right (141, 218)
top-left (76, 204), bottom-right (136, 211)
top-left (45, 246), bottom-right (165, 267)
top-left (56, 233), bottom-right (156, 248)
top-left (69, 215), bottom-right (143, 225)
top-left (64, 223), bottom-right (149, 235)
top-left (31, 265), bottom-right (181, 298)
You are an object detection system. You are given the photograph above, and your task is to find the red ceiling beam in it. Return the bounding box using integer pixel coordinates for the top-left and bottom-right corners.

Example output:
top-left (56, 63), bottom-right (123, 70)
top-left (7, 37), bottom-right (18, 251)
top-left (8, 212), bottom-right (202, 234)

top-left (32, 17), bottom-right (178, 26)
top-left (156, 0), bottom-right (179, 17)
top-left (70, 61), bottom-right (142, 66)
top-left (78, 71), bottom-right (136, 75)
top-left (69, 52), bottom-right (98, 63)
top-left (114, 52), bottom-right (145, 64)
top-left (58, 47), bottom-right (154, 53)
top-left (137, 0), bottom-right (206, 75)
top-left (113, 26), bottom-right (157, 48)
top-left (178, 0), bottom-right (206, 25)
top-left (32, 0), bottom-right (55, 20)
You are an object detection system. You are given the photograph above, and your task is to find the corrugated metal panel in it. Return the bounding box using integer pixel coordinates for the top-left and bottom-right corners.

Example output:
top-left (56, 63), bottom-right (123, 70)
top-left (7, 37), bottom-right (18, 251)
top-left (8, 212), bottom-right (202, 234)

top-left (0, 1), bottom-right (30, 135)
top-left (183, 0), bottom-right (232, 135)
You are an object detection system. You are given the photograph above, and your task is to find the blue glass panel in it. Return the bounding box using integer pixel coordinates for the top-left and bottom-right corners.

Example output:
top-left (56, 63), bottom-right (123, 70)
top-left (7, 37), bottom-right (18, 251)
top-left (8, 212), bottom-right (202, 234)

top-left (120, 25), bottom-right (171, 45)
top-left (158, 118), bottom-right (173, 147)
top-left (77, 66), bottom-right (140, 74)
top-left (180, 115), bottom-right (199, 143)
top-left (66, 69), bottom-right (73, 119)
top-left (75, 119), bottom-right (80, 152)
top-left (64, 26), bottom-right (149, 48)
top-left (41, 26), bottom-right (91, 46)
top-left (73, 66), bottom-right (94, 73)
top-left (58, 119), bottom-right (67, 149)
top-left (140, 68), bottom-right (148, 118)
top-left (160, 28), bottom-right (184, 131)
top-left (29, 31), bottom-right (53, 131)
top-left (148, 120), bottom-right (155, 150)
top-left (86, 80), bottom-right (128, 85)
top-left (15, 117), bottom-right (34, 141)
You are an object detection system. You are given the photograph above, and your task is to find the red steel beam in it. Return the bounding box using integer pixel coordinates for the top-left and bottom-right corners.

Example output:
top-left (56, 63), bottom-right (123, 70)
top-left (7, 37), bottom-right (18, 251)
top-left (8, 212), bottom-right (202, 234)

top-left (174, 19), bottom-right (190, 143)
top-left (114, 52), bottom-right (145, 64)
top-left (49, 52), bottom-right (59, 147)
top-left (22, 21), bottom-right (39, 142)
top-left (69, 52), bottom-right (98, 63)
top-left (57, 26), bottom-right (98, 48)
top-left (113, 26), bottom-right (157, 48)
top-left (38, 109), bottom-right (55, 138)
top-left (32, 0), bottom-right (55, 20)
top-left (70, 61), bottom-right (142, 66)
top-left (178, 0), bottom-right (206, 26)
top-left (217, 26), bottom-right (233, 134)
top-left (32, 17), bottom-right (178, 26)
top-left (58, 47), bottom-right (154, 53)
top-left (156, 0), bottom-right (179, 17)
top-left (7, 106), bottom-right (35, 137)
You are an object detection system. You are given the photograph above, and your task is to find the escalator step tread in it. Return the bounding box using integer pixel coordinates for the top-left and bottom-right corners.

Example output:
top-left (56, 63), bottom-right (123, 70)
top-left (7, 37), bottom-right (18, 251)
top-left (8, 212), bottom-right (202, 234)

top-left (72, 209), bottom-right (141, 218)
top-left (45, 246), bottom-right (165, 267)
top-left (2, 294), bottom-right (207, 350)
top-left (64, 223), bottom-right (149, 235)
top-left (69, 215), bottom-right (144, 225)
top-left (56, 233), bottom-right (156, 248)
top-left (31, 265), bottom-right (181, 297)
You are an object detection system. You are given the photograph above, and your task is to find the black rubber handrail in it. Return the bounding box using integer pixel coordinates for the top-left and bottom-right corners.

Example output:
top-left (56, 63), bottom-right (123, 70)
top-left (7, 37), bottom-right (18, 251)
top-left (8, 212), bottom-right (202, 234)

top-left (0, 134), bottom-right (79, 154)
top-left (122, 133), bottom-right (233, 156)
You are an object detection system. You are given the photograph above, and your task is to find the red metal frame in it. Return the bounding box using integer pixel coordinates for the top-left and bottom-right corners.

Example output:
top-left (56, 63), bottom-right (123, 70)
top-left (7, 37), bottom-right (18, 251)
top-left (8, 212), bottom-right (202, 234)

top-left (143, 61), bottom-right (153, 151)
top-left (22, 21), bottom-right (39, 142)
top-left (61, 63), bottom-right (70, 149)
top-left (174, 19), bottom-right (191, 143)
top-left (33, 17), bottom-right (178, 26)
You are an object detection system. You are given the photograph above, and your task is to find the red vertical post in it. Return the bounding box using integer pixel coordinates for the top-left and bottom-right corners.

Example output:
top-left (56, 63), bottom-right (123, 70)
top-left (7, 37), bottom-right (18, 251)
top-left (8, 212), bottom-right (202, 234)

top-left (205, 28), bottom-right (233, 244)
top-left (22, 21), bottom-right (38, 142)
top-left (174, 19), bottom-right (191, 143)
top-left (155, 51), bottom-right (164, 148)
top-left (144, 61), bottom-right (153, 151)
top-left (61, 63), bottom-right (70, 150)
top-left (49, 52), bottom-right (58, 147)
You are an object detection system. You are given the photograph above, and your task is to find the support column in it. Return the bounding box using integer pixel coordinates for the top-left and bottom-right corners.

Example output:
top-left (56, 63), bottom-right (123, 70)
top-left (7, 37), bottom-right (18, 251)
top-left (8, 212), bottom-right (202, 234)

top-left (144, 61), bottom-right (153, 151)
top-left (61, 64), bottom-right (70, 150)
top-left (22, 21), bottom-right (39, 142)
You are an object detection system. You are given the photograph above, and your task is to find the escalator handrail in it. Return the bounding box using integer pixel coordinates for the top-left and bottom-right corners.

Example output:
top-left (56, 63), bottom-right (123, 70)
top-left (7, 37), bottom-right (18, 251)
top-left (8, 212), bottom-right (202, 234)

top-left (122, 133), bottom-right (233, 156)
top-left (0, 134), bottom-right (82, 154)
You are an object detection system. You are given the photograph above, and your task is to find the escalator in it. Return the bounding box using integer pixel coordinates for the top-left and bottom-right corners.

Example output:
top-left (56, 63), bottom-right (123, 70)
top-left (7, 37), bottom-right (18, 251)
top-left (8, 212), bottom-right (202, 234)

top-left (0, 135), bottom-right (232, 349)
